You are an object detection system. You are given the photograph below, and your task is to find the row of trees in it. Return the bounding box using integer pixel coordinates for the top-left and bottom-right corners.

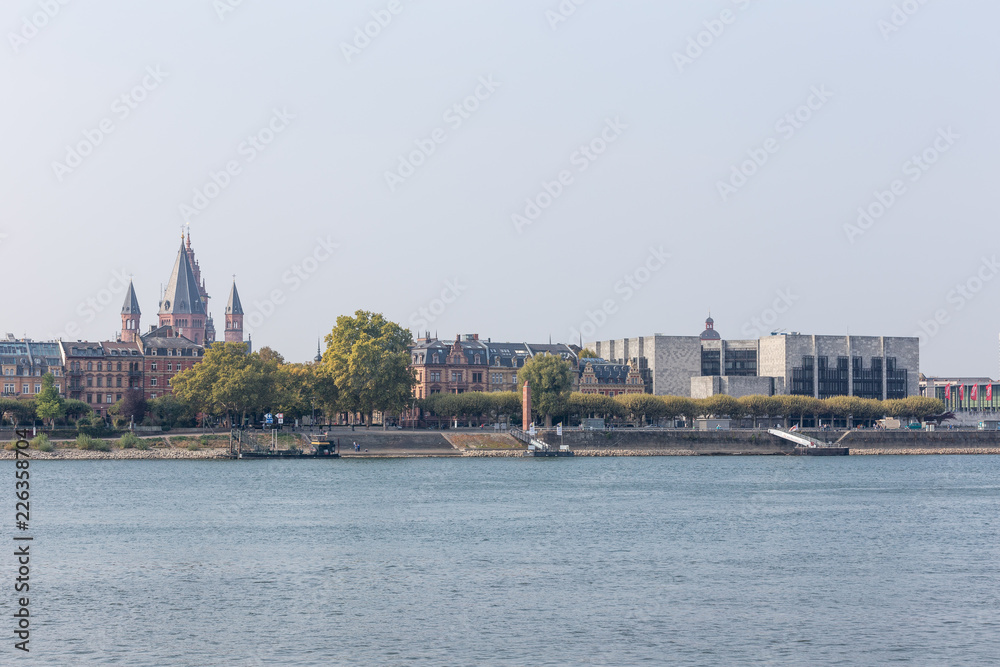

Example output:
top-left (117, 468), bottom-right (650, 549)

top-left (418, 352), bottom-right (946, 429)
top-left (171, 311), bottom-right (414, 427)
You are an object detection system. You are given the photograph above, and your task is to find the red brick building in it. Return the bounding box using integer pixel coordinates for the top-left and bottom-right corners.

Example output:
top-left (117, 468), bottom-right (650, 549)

top-left (139, 326), bottom-right (204, 401)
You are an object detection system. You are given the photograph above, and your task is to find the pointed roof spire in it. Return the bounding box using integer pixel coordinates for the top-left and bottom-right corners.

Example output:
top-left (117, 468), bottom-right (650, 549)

top-left (121, 280), bottom-right (141, 315)
top-left (314, 337), bottom-right (322, 363)
top-left (225, 280), bottom-right (243, 315)
top-left (160, 240), bottom-right (205, 315)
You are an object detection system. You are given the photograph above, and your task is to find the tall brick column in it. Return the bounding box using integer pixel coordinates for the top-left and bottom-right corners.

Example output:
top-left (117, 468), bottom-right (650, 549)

top-left (522, 381), bottom-right (531, 428)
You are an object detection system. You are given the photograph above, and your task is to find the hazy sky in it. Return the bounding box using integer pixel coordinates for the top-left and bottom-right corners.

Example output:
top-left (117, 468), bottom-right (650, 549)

top-left (2, 0), bottom-right (998, 376)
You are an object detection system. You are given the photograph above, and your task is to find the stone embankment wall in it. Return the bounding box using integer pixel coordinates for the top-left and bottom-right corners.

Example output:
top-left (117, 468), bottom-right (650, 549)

top-left (535, 429), bottom-right (796, 455)
top-left (0, 448), bottom-right (231, 460)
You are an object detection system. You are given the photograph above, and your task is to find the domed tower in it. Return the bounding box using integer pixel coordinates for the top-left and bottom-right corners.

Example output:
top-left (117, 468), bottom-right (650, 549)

top-left (224, 280), bottom-right (244, 343)
top-left (120, 280), bottom-right (141, 342)
top-left (700, 314), bottom-right (721, 340)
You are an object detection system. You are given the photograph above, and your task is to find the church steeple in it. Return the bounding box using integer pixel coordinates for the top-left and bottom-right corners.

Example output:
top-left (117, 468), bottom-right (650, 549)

top-left (120, 280), bottom-right (141, 342)
top-left (224, 280), bottom-right (244, 343)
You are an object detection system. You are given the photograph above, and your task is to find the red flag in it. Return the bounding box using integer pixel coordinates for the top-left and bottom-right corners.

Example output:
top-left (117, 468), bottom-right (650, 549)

top-left (959, 385), bottom-right (965, 401)
top-left (945, 384), bottom-right (951, 400)
top-left (972, 385), bottom-right (978, 401)
top-left (988, 385), bottom-right (993, 402)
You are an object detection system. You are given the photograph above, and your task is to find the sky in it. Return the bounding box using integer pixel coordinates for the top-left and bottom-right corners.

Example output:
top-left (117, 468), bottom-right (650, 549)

top-left (2, 0), bottom-right (998, 376)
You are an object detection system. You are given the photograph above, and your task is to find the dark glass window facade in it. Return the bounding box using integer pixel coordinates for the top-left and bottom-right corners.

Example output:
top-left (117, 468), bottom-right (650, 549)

top-left (725, 349), bottom-right (757, 376)
top-left (853, 356), bottom-right (884, 399)
top-left (818, 356), bottom-right (849, 398)
top-left (791, 356), bottom-right (814, 395)
top-left (701, 350), bottom-right (720, 376)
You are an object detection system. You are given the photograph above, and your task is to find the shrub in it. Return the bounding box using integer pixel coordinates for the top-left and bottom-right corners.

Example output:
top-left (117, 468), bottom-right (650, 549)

top-left (76, 434), bottom-right (110, 451)
top-left (136, 440), bottom-right (150, 451)
top-left (186, 442), bottom-right (200, 451)
top-left (29, 434), bottom-right (51, 450)
top-left (118, 432), bottom-right (140, 449)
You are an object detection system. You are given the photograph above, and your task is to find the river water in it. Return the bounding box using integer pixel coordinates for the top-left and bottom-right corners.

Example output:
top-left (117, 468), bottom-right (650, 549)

top-left (10, 456), bottom-right (1000, 665)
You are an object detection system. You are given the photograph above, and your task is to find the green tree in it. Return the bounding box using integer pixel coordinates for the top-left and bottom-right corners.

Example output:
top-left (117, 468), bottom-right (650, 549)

top-left (900, 396), bottom-right (945, 421)
top-left (34, 372), bottom-right (64, 427)
top-left (146, 395), bottom-right (196, 429)
top-left (110, 389), bottom-right (147, 427)
top-left (616, 393), bottom-right (669, 425)
top-left (698, 395), bottom-right (742, 419)
top-left (0, 398), bottom-right (35, 427)
top-left (518, 354), bottom-right (573, 427)
top-left (171, 342), bottom-right (279, 426)
top-left (62, 399), bottom-right (92, 423)
top-left (257, 346), bottom-right (285, 365)
top-left (322, 311), bottom-right (414, 428)
top-left (578, 348), bottom-right (599, 359)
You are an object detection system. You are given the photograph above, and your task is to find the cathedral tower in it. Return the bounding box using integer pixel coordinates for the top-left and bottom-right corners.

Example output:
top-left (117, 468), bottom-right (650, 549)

top-left (224, 280), bottom-right (244, 343)
top-left (159, 235), bottom-right (208, 344)
top-left (120, 280), bottom-right (141, 342)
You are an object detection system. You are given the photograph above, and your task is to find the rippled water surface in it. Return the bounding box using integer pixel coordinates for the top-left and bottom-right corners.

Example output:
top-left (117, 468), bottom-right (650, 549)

top-left (11, 456), bottom-right (1000, 665)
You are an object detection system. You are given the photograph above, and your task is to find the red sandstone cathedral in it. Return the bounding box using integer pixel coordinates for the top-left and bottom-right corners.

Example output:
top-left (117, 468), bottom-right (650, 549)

top-left (119, 231), bottom-right (245, 347)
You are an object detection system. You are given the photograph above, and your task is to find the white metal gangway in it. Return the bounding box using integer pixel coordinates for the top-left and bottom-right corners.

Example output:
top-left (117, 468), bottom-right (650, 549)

top-left (767, 428), bottom-right (829, 448)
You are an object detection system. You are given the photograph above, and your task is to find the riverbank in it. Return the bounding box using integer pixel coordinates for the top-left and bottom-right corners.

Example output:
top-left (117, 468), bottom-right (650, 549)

top-left (4, 428), bottom-right (1000, 459)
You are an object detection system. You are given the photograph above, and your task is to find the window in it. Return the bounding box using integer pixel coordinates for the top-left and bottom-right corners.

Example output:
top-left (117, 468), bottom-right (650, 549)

top-left (34, 369), bottom-right (40, 376)
top-left (151, 362), bottom-right (157, 371)
top-left (22, 384), bottom-right (28, 394)
top-left (97, 377), bottom-right (103, 387)
top-left (96, 394), bottom-right (102, 404)
top-left (151, 393), bottom-right (157, 399)
top-left (472, 372), bottom-right (483, 383)
top-left (116, 377), bottom-right (122, 388)
top-left (106, 394), bottom-right (113, 404)
top-left (87, 376), bottom-right (93, 387)
top-left (151, 378), bottom-right (158, 386)
top-left (116, 393), bottom-right (122, 402)
top-left (724, 349), bottom-right (757, 377)
top-left (86, 393), bottom-right (92, 403)
top-left (429, 371), bottom-right (441, 382)
top-left (701, 350), bottom-right (720, 376)
top-left (474, 354), bottom-right (481, 364)
top-left (451, 371), bottom-right (462, 382)
top-left (168, 363), bottom-right (173, 371)
top-left (97, 362), bottom-right (102, 371)
top-left (87, 362), bottom-right (93, 371)
top-left (791, 356), bottom-right (814, 396)
top-left (55, 383), bottom-right (60, 392)
top-left (34, 384), bottom-right (40, 393)
top-left (3, 384), bottom-right (14, 393)
top-left (117, 362), bottom-right (122, 371)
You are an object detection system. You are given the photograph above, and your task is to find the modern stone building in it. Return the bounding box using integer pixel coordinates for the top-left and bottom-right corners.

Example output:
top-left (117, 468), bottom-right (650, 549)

top-left (589, 317), bottom-right (920, 399)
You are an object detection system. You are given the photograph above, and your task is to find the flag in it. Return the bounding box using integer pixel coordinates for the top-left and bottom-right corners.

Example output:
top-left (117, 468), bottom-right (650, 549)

top-left (988, 384), bottom-right (993, 402)
top-left (959, 385), bottom-right (965, 401)
top-left (945, 384), bottom-right (951, 400)
top-left (972, 385), bottom-right (978, 402)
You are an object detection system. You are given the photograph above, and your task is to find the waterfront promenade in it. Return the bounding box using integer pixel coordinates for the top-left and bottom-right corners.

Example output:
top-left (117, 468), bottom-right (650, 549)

top-left (4, 427), bottom-right (1000, 458)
